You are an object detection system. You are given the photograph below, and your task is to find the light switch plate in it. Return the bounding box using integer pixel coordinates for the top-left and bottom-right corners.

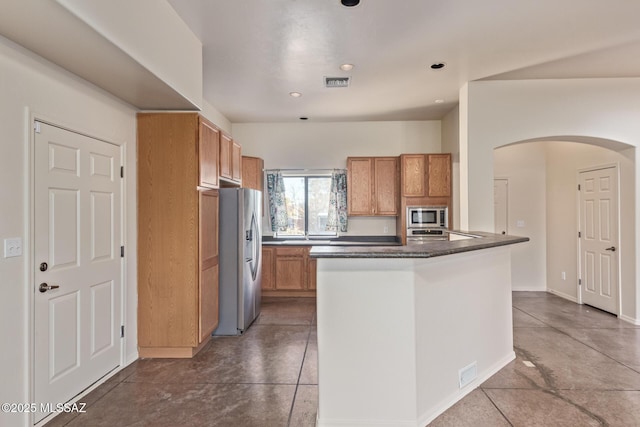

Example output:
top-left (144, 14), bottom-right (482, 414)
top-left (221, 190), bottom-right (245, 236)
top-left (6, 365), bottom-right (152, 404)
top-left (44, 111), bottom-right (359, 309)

top-left (4, 238), bottom-right (23, 258)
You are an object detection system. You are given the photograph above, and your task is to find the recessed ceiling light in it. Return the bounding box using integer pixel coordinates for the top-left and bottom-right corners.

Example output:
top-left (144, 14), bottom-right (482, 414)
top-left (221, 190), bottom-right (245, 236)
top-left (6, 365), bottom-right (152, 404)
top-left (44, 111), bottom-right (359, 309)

top-left (299, 117), bottom-right (309, 120)
top-left (340, 63), bottom-right (354, 71)
top-left (289, 92), bottom-right (302, 98)
top-left (430, 62), bottom-right (446, 70)
top-left (434, 99), bottom-right (445, 104)
top-left (341, 0), bottom-right (360, 6)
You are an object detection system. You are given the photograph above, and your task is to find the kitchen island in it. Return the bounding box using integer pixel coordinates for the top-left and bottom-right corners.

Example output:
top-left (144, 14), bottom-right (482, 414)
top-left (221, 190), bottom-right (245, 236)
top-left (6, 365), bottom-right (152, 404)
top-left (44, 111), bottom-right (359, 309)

top-left (310, 231), bottom-right (528, 427)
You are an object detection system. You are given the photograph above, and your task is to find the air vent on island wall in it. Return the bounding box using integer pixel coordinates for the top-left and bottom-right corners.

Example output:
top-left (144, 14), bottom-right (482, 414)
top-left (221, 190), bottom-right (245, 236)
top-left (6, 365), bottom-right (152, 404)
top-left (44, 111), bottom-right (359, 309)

top-left (324, 76), bottom-right (350, 88)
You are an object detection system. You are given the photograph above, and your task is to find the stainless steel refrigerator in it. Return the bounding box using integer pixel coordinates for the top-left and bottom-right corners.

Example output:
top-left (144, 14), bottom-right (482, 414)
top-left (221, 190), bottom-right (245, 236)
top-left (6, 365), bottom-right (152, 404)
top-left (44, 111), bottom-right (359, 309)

top-left (214, 188), bottom-right (262, 335)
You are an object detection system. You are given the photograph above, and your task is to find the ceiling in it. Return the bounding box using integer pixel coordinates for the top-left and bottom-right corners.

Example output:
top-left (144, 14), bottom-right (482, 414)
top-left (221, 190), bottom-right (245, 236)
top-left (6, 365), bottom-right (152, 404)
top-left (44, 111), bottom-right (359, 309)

top-left (0, 0), bottom-right (199, 110)
top-left (167, 0), bottom-right (640, 122)
top-left (3, 1), bottom-right (640, 123)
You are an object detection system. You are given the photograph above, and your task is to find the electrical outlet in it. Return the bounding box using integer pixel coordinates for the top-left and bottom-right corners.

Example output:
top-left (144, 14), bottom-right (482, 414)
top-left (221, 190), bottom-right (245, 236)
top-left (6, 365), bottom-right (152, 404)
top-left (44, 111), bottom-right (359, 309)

top-left (383, 226), bottom-right (389, 234)
top-left (562, 271), bottom-right (566, 280)
top-left (4, 238), bottom-right (23, 258)
top-left (516, 220), bottom-right (525, 228)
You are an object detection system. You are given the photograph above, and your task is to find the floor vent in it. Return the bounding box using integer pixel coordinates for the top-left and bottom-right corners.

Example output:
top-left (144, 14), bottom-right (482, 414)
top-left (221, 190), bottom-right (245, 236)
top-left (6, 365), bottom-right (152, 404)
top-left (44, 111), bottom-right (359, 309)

top-left (458, 361), bottom-right (477, 388)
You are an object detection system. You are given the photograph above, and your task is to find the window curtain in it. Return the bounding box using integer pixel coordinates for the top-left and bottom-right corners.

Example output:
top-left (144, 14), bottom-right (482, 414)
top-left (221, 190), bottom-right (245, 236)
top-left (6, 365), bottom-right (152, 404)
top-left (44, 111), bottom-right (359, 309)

top-left (266, 170), bottom-right (288, 232)
top-left (326, 169), bottom-right (348, 232)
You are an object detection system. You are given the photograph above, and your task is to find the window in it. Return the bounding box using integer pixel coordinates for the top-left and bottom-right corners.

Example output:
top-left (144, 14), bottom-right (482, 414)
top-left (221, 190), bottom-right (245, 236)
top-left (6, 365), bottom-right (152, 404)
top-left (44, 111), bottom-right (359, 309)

top-left (279, 175), bottom-right (333, 236)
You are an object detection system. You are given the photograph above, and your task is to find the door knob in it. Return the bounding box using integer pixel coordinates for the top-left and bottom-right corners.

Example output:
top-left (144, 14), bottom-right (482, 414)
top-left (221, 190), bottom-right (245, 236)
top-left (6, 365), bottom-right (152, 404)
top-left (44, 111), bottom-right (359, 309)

top-left (605, 246), bottom-right (616, 252)
top-left (39, 283), bottom-right (60, 293)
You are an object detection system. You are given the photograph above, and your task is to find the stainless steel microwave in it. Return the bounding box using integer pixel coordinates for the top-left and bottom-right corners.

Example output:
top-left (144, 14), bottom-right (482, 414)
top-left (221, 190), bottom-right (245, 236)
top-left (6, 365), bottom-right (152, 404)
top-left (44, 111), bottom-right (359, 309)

top-left (406, 206), bottom-right (448, 228)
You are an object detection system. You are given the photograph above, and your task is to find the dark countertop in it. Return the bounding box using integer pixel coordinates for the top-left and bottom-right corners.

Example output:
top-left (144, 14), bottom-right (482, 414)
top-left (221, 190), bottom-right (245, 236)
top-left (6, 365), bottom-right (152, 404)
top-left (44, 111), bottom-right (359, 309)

top-left (262, 235), bottom-right (402, 246)
top-left (309, 231), bottom-right (529, 258)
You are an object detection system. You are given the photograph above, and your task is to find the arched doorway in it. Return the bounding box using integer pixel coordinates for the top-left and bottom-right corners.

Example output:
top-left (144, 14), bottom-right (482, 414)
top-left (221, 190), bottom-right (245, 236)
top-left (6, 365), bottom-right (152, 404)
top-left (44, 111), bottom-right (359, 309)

top-left (493, 137), bottom-right (635, 317)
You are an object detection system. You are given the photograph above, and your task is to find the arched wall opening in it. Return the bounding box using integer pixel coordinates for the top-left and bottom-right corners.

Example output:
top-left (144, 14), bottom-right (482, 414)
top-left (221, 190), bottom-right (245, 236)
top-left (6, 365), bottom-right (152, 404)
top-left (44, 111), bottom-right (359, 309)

top-left (459, 78), bottom-right (640, 323)
top-left (493, 138), bottom-right (635, 310)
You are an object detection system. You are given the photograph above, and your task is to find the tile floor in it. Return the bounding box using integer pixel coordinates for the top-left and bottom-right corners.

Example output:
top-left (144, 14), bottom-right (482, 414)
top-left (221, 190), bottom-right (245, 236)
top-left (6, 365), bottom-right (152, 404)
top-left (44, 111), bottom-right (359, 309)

top-left (45, 292), bottom-right (640, 427)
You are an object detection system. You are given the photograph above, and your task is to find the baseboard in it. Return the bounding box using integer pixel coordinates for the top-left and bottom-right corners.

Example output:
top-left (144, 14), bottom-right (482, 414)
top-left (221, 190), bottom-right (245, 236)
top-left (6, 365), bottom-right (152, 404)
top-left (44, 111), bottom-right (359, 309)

top-left (139, 335), bottom-right (210, 359)
top-left (619, 314), bottom-right (640, 325)
top-left (316, 352), bottom-right (516, 427)
top-left (417, 350), bottom-right (516, 427)
top-left (547, 288), bottom-right (578, 303)
top-left (317, 417), bottom-right (415, 426)
top-left (511, 286), bottom-right (547, 291)
top-left (125, 352), bottom-right (139, 366)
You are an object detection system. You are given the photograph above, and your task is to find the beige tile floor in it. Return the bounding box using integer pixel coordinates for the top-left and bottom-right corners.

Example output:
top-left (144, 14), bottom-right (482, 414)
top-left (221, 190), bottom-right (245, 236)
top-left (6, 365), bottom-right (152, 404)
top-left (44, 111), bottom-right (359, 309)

top-left (45, 293), bottom-right (640, 426)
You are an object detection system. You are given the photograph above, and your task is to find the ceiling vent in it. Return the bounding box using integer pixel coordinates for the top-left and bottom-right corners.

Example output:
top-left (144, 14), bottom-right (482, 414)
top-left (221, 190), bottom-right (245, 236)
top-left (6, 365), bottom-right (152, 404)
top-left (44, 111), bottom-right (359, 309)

top-left (324, 76), bottom-right (350, 88)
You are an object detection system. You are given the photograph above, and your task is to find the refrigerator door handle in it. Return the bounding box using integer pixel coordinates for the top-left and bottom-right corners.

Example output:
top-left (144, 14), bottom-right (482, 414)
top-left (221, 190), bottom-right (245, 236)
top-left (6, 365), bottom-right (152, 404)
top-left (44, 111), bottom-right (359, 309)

top-left (248, 213), bottom-right (260, 281)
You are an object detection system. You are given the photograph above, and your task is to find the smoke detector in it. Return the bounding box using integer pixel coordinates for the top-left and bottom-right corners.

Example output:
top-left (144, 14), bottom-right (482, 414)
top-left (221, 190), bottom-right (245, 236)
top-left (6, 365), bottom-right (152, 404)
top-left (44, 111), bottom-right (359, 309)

top-left (324, 76), bottom-right (350, 88)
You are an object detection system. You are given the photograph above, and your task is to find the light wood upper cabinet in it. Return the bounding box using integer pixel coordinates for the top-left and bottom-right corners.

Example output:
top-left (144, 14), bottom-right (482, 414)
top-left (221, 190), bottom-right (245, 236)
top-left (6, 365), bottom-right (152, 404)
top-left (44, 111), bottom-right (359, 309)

top-left (220, 133), bottom-right (232, 179)
top-left (347, 157), bottom-right (374, 215)
top-left (198, 120), bottom-right (220, 189)
top-left (137, 112), bottom-right (220, 358)
top-left (242, 156), bottom-right (264, 191)
top-left (401, 154), bottom-right (427, 197)
top-left (347, 156), bottom-right (398, 216)
top-left (427, 154), bottom-right (451, 197)
top-left (374, 157), bottom-right (399, 215)
top-left (401, 153), bottom-right (451, 198)
top-left (220, 133), bottom-right (242, 184)
top-left (232, 141), bottom-right (242, 182)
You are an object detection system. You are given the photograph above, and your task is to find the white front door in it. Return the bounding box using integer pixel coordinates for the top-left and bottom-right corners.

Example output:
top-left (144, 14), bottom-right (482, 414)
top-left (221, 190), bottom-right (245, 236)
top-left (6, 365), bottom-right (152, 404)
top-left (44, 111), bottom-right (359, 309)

top-left (494, 179), bottom-right (508, 235)
top-left (579, 166), bottom-right (619, 315)
top-left (34, 121), bottom-right (122, 423)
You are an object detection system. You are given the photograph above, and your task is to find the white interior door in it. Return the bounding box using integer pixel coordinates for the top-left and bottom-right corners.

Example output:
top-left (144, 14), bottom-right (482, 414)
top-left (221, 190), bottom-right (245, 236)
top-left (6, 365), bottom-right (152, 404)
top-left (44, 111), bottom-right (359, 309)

top-left (579, 167), bottom-right (619, 315)
top-left (494, 179), bottom-right (508, 235)
top-left (34, 121), bottom-right (122, 423)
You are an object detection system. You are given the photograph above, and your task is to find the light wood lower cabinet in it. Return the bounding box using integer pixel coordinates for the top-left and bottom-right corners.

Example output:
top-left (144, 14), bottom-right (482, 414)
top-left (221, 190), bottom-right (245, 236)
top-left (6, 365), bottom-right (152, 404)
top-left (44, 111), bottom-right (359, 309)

top-left (262, 245), bottom-right (316, 296)
top-left (199, 191), bottom-right (219, 343)
top-left (261, 247), bottom-right (275, 290)
top-left (308, 258), bottom-right (317, 290)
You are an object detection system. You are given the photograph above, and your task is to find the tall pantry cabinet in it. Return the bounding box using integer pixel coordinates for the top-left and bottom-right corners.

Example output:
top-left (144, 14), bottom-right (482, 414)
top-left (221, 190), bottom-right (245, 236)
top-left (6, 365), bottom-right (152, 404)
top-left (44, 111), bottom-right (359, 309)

top-left (137, 113), bottom-right (220, 358)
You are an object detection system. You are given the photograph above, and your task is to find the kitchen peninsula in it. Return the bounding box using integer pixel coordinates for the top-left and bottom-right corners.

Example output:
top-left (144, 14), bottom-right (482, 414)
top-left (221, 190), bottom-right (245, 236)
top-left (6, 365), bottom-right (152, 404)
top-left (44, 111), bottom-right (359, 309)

top-left (310, 232), bottom-right (528, 427)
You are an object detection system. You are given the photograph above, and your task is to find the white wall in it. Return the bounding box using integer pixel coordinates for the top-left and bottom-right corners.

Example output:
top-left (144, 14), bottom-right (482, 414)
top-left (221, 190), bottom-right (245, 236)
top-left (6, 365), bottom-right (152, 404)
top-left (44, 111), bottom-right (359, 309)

top-left (441, 106), bottom-right (460, 229)
top-left (494, 143), bottom-right (547, 291)
top-left (0, 36), bottom-right (138, 427)
top-left (545, 142), bottom-right (635, 303)
top-left (57, 0), bottom-right (203, 108)
top-left (232, 121), bottom-right (441, 236)
top-left (202, 100), bottom-right (232, 135)
top-left (461, 78), bottom-right (640, 323)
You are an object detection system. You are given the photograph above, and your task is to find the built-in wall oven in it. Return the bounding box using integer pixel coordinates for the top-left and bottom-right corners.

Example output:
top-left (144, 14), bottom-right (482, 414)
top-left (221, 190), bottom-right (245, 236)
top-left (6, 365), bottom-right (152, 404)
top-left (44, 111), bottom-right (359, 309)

top-left (406, 206), bottom-right (448, 243)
